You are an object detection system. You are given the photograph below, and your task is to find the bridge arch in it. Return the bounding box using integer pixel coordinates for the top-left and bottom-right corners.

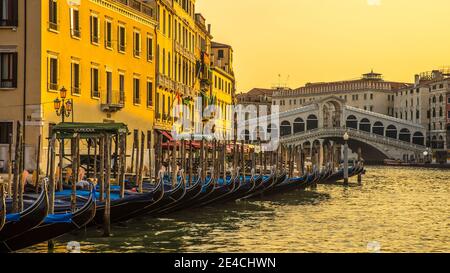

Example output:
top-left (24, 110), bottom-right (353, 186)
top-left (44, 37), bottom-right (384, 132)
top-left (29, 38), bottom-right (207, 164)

top-left (346, 115), bottom-right (358, 129)
top-left (293, 118), bottom-right (305, 133)
top-left (386, 125), bottom-right (398, 139)
top-left (359, 118), bottom-right (371, 133)
top-left (372, 121), bottom-right (384, 136)
top-left (412, 132), bottom-right (425, 146)
top-left (280, 121), bottom-right (292, 137)
top-left (307, 115), bottom-right (318, 130)
top-left (399, 128), bottom-right (411, 143)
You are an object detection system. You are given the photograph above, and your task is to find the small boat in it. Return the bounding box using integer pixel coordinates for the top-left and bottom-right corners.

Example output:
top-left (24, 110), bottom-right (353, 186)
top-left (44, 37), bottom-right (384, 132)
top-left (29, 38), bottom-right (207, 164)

top-left (154, 174), bottom-right (203, 216)
top-left (258, 172), bottom-right (289, 196)
top-left (243, 172), bottom-right (277, 199)
top-left (193, 174), bottom-right (238, 208)
top-left (0, 184), bottom-right (96, 253)
top-left (159, 176), bottom-right (215, 214)
top-left (0, 181), bottom-right (49, 243)
top-left (117, 175), bottom-right (184, 221)
top-left (145, 175), bottom-right (187, 216)
top-left (220, 172), bottom-right (263, 203)
top-left (91, 177), bottom-right (166, 224)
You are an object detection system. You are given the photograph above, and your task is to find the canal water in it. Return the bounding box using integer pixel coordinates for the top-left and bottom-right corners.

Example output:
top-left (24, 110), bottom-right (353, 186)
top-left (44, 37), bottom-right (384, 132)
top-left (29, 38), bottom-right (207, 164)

top-left (24, 166), bottom-right (450, 253)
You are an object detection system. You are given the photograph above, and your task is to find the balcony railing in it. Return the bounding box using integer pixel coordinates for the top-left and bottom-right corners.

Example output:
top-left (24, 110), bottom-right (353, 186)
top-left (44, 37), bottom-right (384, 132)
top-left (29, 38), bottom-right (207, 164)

top-left (0, 80), bottom-right (17, 89)
top-left (0, 19), bottom-right (18, 27)
top-left (101, 91), bottom-right (125, 112)
top-left (112, 0), bottom-right (156, 19)
top-left (157, 73), bottom-right (175, 90)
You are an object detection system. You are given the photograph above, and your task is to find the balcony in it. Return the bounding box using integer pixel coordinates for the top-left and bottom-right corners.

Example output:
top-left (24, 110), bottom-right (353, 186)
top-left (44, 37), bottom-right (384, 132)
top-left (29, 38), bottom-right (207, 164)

top-left (112, 0), bottom-right (156, 19)
top-left (174, 41), bottom-right (195, 61)
top-left (157, 73), bottom-right (175, 90)
top-left (101, 92), bottom-right (125, 112)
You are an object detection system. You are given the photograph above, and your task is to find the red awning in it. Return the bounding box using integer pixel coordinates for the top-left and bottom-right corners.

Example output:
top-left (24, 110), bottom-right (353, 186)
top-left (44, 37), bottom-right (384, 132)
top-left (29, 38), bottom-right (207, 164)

top-left (157, 130), bottom-right (174, 141)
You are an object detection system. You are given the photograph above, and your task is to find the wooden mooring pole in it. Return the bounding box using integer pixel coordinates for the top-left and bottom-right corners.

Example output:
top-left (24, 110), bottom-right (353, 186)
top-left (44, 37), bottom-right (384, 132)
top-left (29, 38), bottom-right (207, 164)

top-left (47, 134), bottom-right (56, 251)
top-left (12, 122), bottom-right (22, 213)
top-left (138, 132), bottom-right (145, 192)
top-left (103, 134), bottom-right (112, 237)
top-left (357, 147), bottom-right (362, 184)
top-left (71, 134), bottom-right (80, 212)
top-left (34, 134), bottom-right (42, 193)
top-left (7, 133), bottom-right (12, 198)
top-left (119, 133), bottom-right (126, 198)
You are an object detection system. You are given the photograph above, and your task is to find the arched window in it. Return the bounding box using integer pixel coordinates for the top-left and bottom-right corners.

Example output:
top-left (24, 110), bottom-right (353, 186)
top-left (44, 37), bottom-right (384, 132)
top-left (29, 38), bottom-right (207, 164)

top-left (432, 96), bottom-right (436, 103)
top-left (386, 125), bottom-right (397, 139)
top-left (307, 115), bottom-right (318, 130)
top-left (346, 115), bottom-right (358, 129)
top-left (372, 121), bottom-right (384, 136)
top-left (412, 132), bottom-right (424, 146)
top-left (293, 118), bottom-right (305, 133)
top-left (439, 95), bottom-right (444, 102)
top-left (280, 121), bottom-right (292, 137)
top-left (399, 128), bottom-right (411, 143)
top-left (359, 118), bottom-right (371, 133)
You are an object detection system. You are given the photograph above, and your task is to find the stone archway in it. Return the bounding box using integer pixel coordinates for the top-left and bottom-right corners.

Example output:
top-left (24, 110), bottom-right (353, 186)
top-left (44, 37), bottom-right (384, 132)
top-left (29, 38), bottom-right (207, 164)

top-left (321, 99), bottom-right (343, 128)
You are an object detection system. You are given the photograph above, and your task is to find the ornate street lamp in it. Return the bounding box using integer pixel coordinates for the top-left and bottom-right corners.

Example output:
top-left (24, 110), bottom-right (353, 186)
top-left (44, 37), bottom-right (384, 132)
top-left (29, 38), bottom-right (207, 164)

top-left (54, 87), bottom-right (73, 123)
top-left (343, 131), bottom-right (350, 185)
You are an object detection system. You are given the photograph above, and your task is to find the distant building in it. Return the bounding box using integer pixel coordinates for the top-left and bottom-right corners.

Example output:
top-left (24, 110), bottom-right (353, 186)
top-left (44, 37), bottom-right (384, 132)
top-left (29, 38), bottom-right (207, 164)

top-left (394, 69), bottom-right (450, 163)
top-left (272, 71), bottom-right (409, 116)
top-left (246, 70), bottom-right (450, 163)
top-left (210, 41), bottom-right (235, 136)
top-left (237, 87), bottom-right (283, 116)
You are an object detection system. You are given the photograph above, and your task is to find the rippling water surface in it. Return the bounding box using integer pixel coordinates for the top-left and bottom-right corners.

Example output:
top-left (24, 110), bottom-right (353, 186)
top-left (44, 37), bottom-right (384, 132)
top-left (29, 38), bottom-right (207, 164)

top-left (24, 166), bottom-right (450, 253)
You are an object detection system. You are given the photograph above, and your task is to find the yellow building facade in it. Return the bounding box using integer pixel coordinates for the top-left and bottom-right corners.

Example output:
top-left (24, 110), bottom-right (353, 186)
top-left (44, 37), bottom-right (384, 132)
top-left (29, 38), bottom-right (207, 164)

top-left (0, 0), bottom-right (157, 171)
top-left (210, 42), bottom-right (235, 137)
top-left (152, 0), bottom-right (215, 137)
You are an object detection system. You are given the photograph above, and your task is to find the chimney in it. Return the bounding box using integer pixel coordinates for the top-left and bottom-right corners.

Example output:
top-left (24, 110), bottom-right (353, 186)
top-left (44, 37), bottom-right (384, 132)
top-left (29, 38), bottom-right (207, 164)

top-left (208, 24), bottom-right (211, 34)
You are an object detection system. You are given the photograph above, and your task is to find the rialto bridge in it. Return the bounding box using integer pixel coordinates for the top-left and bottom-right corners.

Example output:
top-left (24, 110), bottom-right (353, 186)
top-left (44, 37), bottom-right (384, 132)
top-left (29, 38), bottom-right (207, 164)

top-left (243, 96), bottom-right (428, 164)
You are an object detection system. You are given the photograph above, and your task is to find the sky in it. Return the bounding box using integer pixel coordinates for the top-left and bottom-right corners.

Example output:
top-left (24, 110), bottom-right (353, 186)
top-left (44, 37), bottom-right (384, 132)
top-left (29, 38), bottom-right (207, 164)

top-left (196, 0), bottom-right (450, 93)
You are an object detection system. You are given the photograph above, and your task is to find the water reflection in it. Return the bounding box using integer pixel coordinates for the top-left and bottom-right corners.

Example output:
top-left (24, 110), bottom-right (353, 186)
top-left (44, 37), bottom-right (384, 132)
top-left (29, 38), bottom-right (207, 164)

top-left (24, 167), bottom-right (450, 253)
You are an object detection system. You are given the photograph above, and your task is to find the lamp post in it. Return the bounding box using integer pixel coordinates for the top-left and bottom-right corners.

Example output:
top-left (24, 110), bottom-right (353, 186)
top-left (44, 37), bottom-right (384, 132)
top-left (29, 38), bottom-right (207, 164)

top-left (53, 87), bottom-right (73, 191)
top-left (343, 131), bottom-right (349, 185)
top-left (53, 87), bottom-right (73, 123)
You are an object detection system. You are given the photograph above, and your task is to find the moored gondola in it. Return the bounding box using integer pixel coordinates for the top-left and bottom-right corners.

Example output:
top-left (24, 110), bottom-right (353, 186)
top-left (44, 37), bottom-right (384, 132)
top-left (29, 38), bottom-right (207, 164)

top-left (193, 174), bottom-right (237, 208)
top-left (0, 184), bottom-right (96, 253)
top-left (0, 181), bottom-right (49, 243)
top-left (154, 173), bottom-right (204, 215)
top-left (145, 174), bottom-right (187, 216)
top-left (91, 176), bottom-right (166, 224)
top-left (115, 174), bottom-right (185, 221)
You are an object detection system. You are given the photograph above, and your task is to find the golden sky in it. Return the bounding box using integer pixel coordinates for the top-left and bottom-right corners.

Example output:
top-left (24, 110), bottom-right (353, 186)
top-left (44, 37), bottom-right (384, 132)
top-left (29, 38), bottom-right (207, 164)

top-left (196, 0), bottom-right (450, 93)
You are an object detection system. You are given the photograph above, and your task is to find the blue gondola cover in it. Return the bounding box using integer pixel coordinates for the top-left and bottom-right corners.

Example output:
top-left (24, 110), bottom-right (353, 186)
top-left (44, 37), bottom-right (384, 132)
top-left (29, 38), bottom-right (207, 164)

top-left (6, 213), bottom-right (20, 222)
top-left (44, 213), bottom-right (73, 224)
